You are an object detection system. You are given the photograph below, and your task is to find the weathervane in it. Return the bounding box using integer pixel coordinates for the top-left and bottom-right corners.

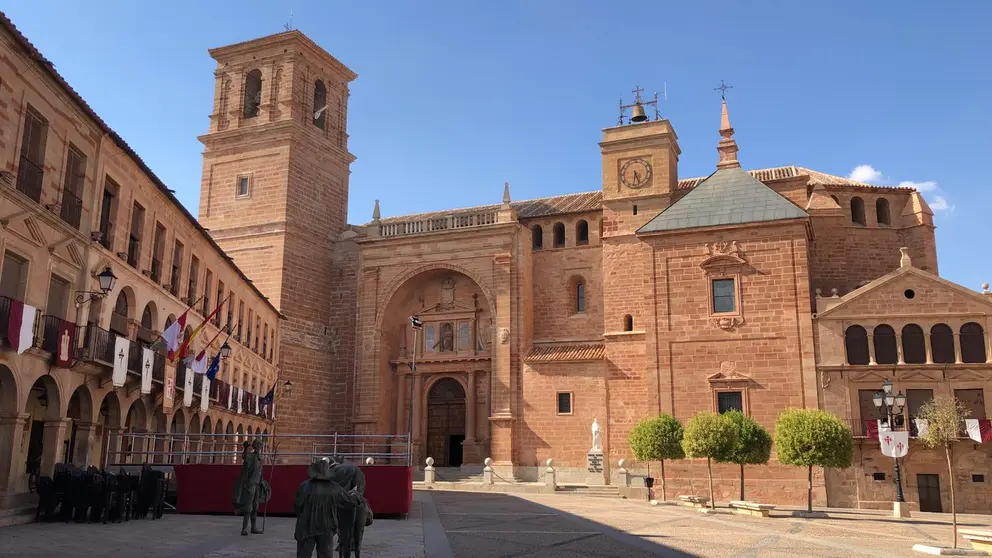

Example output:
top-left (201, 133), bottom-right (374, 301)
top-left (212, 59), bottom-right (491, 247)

top-left (714, 80), bottom-right (733, 100)
top-left (284, 10), bottom-right (294, 31)
top-left (618, 85), bottom-right (661, 126)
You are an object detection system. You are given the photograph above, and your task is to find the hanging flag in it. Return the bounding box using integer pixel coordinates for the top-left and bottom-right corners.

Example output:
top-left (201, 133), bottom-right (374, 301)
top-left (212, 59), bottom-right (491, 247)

top-left (141, 347), bottom-right (154, 394)
top-left (228, 385), bottom-right (235, 410)
top-left (913, 418), bottom-right (929, 438)
top-left (205, 354), bottom-right (221, 381)
top-left (866, 420), bottom-right (879, 440)
top-left (54, 320), bottom-right (76, 368)
top-left (200, 377), bottom-right (210, 412)
top-left (880, 430), bottom-right (909, 458)
top-left (190, 350), bottom-right (209, 376)
top-left (237, 388), bottom-right (243, 414)
top-left (7, 300), bottom-right (37, 354)
top-left (261, 386), bottom-right (275, 407)
top-left (112, 335), bottom-right (130, 387)
top-left (183, 365), bottom-right (195, 407)
top-left (178, 295), bottom-right (230, 359)
top-left (162, 309), bottom-right (190, 361)
top-left (965, 419), bottom-right (992, 444)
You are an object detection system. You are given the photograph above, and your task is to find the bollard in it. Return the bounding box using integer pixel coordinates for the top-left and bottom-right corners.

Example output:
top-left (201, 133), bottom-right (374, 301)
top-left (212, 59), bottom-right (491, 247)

top-left (483, 457), bottom-right (494, 485)
top-left (365, 457), bottom-right (375, 465)
top-left (424, 457), bottom-right (435, 485)
top-left (617, 458), bottom-right (631, 487)
top-left (544, 458), bottom-right (556, 493)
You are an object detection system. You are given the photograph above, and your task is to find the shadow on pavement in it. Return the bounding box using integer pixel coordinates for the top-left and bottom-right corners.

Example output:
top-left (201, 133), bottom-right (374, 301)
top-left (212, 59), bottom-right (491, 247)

top-left (424, 490), bottom-right (697, 558)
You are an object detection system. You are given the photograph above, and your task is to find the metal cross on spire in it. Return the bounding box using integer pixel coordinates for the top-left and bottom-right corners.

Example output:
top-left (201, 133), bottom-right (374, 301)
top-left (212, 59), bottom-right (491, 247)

top-left (632, 85), bottom-right (645, 103)
top-left (714, 80), bottom-right (733, 100)
top-left (284, 10), bottom-right (294, 31)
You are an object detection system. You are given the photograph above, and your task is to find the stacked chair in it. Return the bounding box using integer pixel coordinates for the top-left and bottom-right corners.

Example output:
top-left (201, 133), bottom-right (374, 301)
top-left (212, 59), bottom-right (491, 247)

top-left (33, 463), bottom-right (168, 524)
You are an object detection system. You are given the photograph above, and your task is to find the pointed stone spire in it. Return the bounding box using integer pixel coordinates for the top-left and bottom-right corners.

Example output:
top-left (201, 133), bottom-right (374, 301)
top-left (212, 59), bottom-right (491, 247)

top-left (372, 199), bottom-right (381, 222)
top-left (502, 182), bottom-right (511, 208)
top-left (717, 99), bottom-right (741, 169)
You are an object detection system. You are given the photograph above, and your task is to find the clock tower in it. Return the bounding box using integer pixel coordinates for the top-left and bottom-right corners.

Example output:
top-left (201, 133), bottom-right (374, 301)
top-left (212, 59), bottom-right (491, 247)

top-left (599, 87), bottom-right (681, 238)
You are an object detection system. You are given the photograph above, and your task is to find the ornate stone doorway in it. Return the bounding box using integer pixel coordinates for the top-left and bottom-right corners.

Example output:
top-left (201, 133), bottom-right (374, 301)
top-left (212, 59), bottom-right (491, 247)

top-left (426, 378), bottom-right (465, 467)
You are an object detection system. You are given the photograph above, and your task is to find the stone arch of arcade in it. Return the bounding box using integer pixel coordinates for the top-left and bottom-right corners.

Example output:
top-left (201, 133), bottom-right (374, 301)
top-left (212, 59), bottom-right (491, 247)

top-left (372, 265), bottom-right (495, 466)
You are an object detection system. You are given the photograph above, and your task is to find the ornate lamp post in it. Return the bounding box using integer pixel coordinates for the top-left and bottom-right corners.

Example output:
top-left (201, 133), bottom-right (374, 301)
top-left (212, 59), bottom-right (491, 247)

top-left (407, 316), bottom-right (422, 466)
top-left (219, 341), bottom-right (232, 359)
top-left (74, 267), bottom-right (117, 320)
top-left (260, 378), bottom-right (294, 534)
top-left (873, 379), bottom-right (907, 504)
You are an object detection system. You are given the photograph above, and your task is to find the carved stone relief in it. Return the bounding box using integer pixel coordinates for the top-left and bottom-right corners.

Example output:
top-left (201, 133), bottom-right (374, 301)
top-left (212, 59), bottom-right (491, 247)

top-left (712, 316), bottom-right (745, 331)
top-left (498, 327), bottom-right (509, 344)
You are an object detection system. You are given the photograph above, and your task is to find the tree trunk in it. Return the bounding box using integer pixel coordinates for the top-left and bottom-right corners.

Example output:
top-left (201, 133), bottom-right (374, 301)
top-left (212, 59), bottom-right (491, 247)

top-left (660, 459), bottom-right (666, 502)
top-left (707, 457), bottom-right (715, 509)
top-left (740, 463), bottom-right (745, 501)
top-left (946, 444), bottom-right (957, 549)
top-left (807, 465), bottom-right (813, 513)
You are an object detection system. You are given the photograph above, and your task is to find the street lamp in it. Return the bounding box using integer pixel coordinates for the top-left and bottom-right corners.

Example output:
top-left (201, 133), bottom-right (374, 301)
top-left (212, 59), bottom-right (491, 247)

top-left (282, 380), bottom-right (293, 395)
top-left (220, 341), bottom-right (232, 359)
top-left (407, 316), bottom-right (422, 467)
top-left (76, 267), bottom-right (118, 306)
top-left (874, 378), bottom-right (907, 504)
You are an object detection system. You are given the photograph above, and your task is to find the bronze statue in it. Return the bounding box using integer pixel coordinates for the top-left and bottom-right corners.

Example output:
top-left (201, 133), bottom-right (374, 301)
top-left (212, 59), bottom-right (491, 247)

top-left (329, 456), bottom-right (370, 558)
top-left (232, 439), bottom-right (269, 535)
top-left (294, 458), bottom-right (341, 557)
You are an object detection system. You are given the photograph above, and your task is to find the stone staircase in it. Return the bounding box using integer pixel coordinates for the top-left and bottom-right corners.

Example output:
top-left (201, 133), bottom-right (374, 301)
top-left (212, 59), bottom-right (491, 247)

top-left (555, 484), bottom-right (621, 498)
top-left (0, 492), bottom-right (37, 527)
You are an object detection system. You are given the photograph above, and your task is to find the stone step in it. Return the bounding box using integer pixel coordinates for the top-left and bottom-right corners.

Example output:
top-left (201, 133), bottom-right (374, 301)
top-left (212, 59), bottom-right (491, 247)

top-left (0, 506), bottom-right (35, 527)
top-left (555, 485), bottom-right (621, 498)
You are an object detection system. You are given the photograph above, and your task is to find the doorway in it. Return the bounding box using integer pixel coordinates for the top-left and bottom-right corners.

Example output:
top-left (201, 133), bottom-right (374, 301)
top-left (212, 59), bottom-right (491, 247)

top-left (426, 378), bottom-right (466, 467)
top-left (917, 474), bottom-right (942, 513)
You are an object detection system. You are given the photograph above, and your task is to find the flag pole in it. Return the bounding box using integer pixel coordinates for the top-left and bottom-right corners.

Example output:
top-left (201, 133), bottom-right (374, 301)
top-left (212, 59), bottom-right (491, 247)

top-left (261, 379), bottom-right (282, 534)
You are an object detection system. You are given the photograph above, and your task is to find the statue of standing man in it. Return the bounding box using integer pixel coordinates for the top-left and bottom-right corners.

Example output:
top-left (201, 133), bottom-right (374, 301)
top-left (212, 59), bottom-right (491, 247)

top-left (233, 439), bottom-right (270, 535)
top-left (591, 418), bottom-right (601, 451)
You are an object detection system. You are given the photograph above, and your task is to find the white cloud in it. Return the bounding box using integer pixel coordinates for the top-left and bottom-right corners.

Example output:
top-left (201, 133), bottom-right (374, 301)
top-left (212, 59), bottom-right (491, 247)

top-left (848, 164), bottom-right (883, 183)
top-left (929, 195), bottom-right (954, 212)
top-left (897, 180), bottom-right (938, 192)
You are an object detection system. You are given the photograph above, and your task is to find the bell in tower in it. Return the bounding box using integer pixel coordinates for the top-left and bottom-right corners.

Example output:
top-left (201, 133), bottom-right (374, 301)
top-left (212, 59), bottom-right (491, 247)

top-left (618, 86), bottom-right (660, 125)
top-left (630, 103), bottom-right (647, 122)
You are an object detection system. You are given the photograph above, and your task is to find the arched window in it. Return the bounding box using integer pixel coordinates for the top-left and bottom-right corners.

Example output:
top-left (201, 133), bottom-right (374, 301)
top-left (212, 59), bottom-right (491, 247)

top-left (312, 80), bottom-right (327, 129)
top-left (930, 324), bottom-right (955, 364)
top-left (575, 282), bottom-right (586, 313)
top-left (873, 324), bottom-right (897, 364)
top-left (113, 291), bottom-right (129, 318)
top-left (960, 322), bottom-right (987, 363)
top-left (875, 198), bottom-right (890, 226)
top-left (844, 325), bottom-right (869, 365)
top-left (243, 69), bottom-right (262, 118)
top-left (576, 220), bottom-right (589, 245)
top-left (901, 324), bottom-right (926, 364)
top-left (553, 222), bottom-right (565, 248)
top-left (141, 305), bottom-right (154, 330)
top-left (851, 197), bottom-right (866, 226)
top-left (532, 225), bottom-right (543, 250)
top-left (623, 315), bottom-right (633, 331)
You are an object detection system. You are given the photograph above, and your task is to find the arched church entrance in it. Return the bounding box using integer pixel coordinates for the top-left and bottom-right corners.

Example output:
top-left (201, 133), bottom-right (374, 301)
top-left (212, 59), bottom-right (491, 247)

top-left (426, 378), bottom-right (466, 467)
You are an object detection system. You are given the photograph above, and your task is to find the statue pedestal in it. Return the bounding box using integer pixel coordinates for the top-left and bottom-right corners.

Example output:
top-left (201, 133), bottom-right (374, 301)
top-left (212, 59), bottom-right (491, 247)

top-left (586, 450), bottom-right (605, 485)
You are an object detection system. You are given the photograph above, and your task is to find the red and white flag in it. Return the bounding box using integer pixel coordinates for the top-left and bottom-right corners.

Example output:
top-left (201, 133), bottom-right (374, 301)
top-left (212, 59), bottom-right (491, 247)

top-left (7, 300), bottom-right (37, 354)
top-left (880, 430), bottom-right (909, 458)
top-left (965, 419), bottom-right (992, 444)
top-left (161, 310), bottom-right (189, 361)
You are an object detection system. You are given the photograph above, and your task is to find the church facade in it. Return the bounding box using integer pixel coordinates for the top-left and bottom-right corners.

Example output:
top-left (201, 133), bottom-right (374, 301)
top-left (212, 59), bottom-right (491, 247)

top-left (194, 29), bottom-right (991, 513)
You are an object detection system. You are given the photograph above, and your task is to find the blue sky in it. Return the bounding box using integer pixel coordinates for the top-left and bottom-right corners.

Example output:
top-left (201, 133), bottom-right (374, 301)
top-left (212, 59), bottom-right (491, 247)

top-left (6, 1), bottom-right (990, 289)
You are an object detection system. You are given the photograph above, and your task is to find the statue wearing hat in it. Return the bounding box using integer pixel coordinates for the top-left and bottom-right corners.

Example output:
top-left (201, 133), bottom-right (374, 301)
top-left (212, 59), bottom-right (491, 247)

top-left (232, 439), bottom-right (270, 535)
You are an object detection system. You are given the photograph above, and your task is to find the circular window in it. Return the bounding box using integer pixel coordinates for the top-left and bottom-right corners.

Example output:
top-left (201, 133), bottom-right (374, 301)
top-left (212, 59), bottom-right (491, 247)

top-left (904, 289), bottom-right (916, 300)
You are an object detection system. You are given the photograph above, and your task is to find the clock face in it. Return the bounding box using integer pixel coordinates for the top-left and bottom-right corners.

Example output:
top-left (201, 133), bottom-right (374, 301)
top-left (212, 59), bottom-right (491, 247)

top-left (620, 158), bottom-right (652, 189)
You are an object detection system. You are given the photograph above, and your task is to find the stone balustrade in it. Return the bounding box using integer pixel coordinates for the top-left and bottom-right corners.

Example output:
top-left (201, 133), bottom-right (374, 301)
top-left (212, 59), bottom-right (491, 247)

top-left (378, 210), bottom-right (501, 238)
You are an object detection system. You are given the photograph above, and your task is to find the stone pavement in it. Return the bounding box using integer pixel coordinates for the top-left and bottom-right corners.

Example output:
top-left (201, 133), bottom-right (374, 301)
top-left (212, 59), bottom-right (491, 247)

top-left (1, 490), bottom-right (991, 557)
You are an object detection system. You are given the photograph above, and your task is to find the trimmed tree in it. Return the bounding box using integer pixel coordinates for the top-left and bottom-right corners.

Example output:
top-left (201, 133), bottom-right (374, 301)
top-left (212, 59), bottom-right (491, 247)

top-left (629, 414), bottom-right (685, 501)
top-left (917, 395), bottom-right (970, 548)
top-left (775, 409), bottom-right (853, 512)
top-left (719, 410), bottom-right (772, 501)
top-left (681, 412), bottom-right (738, 509)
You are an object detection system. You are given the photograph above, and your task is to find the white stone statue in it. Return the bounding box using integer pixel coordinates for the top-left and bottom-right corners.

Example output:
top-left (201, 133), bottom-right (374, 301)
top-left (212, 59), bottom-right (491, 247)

top-left (591, 418), bottom-right (601, 451)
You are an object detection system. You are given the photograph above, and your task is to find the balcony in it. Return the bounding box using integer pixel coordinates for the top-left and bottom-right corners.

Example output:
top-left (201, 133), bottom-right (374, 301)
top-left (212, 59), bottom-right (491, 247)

top-left (169, 269), bottom-right (181, 295)
top-left (842, 417), bottom-right (973, 439)
top-left (150, 258), bottom-right (163, 283)
top-left (82, 325), bottom-right (115, 365)
top-left (127, 340), bottom-right (142, 375)
top-left (0, 296), bottom-right (13, 344)
top-left (176, 361), bottom-right (187, 392)
top-left (40, 314), bottom-right (75, 355)
top-left (98, 220), bottom-right (113, 251)
top-left (15, 156), bottom-right (43, 203)
top-left (126, 237), bottom-right (141, 268)
top-left (59, 188), bottom-right (83, 229)
top-left (378, 209), bottom-right (501, 238)
top-left (152, 351), bottom-right (165, 383)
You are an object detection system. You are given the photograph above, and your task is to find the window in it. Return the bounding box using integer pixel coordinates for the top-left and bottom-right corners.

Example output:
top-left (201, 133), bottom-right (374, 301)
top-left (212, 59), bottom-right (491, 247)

top-left (851, 197), bottom-right (866, 226)
top-left (930, 324), bottom-right (955, 364)
top-left (876, 198), bottom-right (891, 226)
top-left (974, 474), bottom-right (986, 483)
top-left (98, 178), bottom-right (119, 251)
top-left (236, 175), bottom-right (251, 198)
top-left (187, 256), bottom-right (200, 304)
top-left (169, 241), bottom-right (184, 296)
top-left (632, 204), bottom-right (638, 215)
top-left (127, 202), bottom-right (145, 268)
top-left (556, 392), bottom-right (572, 415)
top-left (0, 251), bottom-right (28, 300)
top-left (202, 270), bottom-right (213, 315)
top-left (902, 324), bottom-right (926, 364)
top-left (872, 324), bottom-right (898, 365)
top-left (575, 281), bottom-right (586, 313)
top-left (255, 316), bottom-right (261, 351)
top-left (960, 322), bottom-right (987, 363)
top-left (954, 388), bottom-right (986, 420)
top-left (243, 69), bottom-right (262, 118)
top-left (576, 220), bottom-right (589, 245)
top-left (45, 274), bottom-right (71, 320)
top-left (140, 305), bottom-right (154, 330)
top-left (711, 278), bottom-right (736, 313)
top-left (262, 323), bottom-right (268, 356)
top-left (216, 281), bottom-right (226, 327)
top-left (873, 472), bottom-right (886, 481)
top-left (151, 224), bottom-right (166, 283)
top-left (553, 223), bottom-right (565, 248)
top-left (906, 389), bottom-right (933, 435)
top-left (845, 325), bottom-right (870, 365)
top-left (247, 310), bottom-right (254, 347)
top-left (717, 391), bottom-right (743, 414)
top-left (60, 145), bottom-right (86, 228)
top-left (532, 225), bottom-right (543, 250)
top-left (17, 105), bottom-right (47, 202)
top-left (623, 315), bottom-right (633, 332)
top-left (237, 301), bottom-right (245, 340)
top-left (313, 80), bottom-right (327, 129)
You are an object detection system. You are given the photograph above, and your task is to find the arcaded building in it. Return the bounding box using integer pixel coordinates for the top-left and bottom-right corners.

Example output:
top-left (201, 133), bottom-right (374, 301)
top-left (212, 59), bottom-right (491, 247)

top-left (2, 14), bottom-right (988, 515)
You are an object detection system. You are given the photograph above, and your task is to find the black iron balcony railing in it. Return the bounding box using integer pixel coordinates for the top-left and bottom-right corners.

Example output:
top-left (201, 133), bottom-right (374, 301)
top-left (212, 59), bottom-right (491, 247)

top-left (83, 325), bottom-right (115, 364)
top-left (169, 268), bottom-right (181, 295)
top-left (98, 220), bottom-right (113, 251)
top-left (126, 237), bottom-right (140, 268)
top-left (40, 314), bottom-right (74, 355)
top-left (193, 374), bottom-right (203, 397)
top-left (127, 340), bottom-right (142, 375)
top-left (59, 188), bottom-right (83, 229)
top-left (0, 296), bottom-right (13, 343)
top-left (150, 258), bottom-right (163, 283)
top-left (175, 361), bottom-right (187, 391)
top-left (209, 378), bottom-right (222, 401)
top-left (152, 351), bottom-right (165, 383)
top-left (16, 156), bottom-right (43, 203)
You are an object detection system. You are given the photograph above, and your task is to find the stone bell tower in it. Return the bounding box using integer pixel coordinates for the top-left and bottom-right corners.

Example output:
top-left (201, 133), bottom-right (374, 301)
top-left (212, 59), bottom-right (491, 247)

top-left (196, 30), bottom-right (358, 435)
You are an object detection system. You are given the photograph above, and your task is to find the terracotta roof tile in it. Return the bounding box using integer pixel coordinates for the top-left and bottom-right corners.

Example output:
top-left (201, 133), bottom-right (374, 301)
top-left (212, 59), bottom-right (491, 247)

top-left (0, 11), bottom-right (281, 318)
top-left (524, 343), bottom-right (605, 363)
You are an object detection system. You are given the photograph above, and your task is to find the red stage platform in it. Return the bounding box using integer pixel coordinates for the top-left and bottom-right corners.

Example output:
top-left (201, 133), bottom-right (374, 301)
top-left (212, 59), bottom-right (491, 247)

top-left (172, 464), bottom-right (413, 516)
